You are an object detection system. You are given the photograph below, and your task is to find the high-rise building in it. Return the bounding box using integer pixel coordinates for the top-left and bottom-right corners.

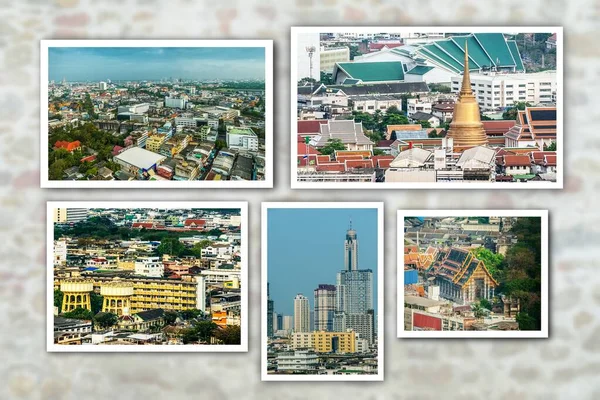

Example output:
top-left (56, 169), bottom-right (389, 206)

top-left (336, 269), bottom-right (373, 314)
top-left (277, 314), bottom-right (283, 332)
top-left (282, 315), bottom-right (293, 332)
top-left (267, 283), bottom-right (274, 338)
top-left (344, 224), bottom-right (358, 271)
top-left (53, 208), bottom-right (88, 224)
top-left (273, 312), bottom-right (279, 332)
top-left (294, 294), bottom-right (310, 333)
top-left (314, 284), bottom-right (336, 332)
top-left (98, 81), bottom-right (107, 90)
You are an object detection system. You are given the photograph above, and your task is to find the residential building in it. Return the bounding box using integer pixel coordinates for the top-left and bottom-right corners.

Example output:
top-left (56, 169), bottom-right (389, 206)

top-left (320, 46), bottom-right (350, 72)
top-left (146, 134), bottom-right (167, 153)
top-left (450, 71), bottom-right (556, 111)
top-left (314, 284), bottom-right (336, 332)
top-left (276, 350), bottom-right (319, 372)
top-left (165, 96), bottom-right (187, 109)
top-left (134, 257), bottom-right (164, 278)
top-left (226, 126), bottom-right (259, 152)
top-left (294, 294), bottom-right (310, 333)
top-left (53, 208), bottom-right (88, 223)
top-left (267, 283), bottom-right (274, 339)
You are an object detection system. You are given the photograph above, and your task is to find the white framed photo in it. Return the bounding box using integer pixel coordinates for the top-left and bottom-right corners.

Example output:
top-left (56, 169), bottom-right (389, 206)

top-left (291, 27), bottom-right (563, 189)
top-left (41, 39), bottom-right (273, 188)
top-left (261, 202), bottom-right (384, 381)
top-left (397, 209), bottom-right (548, 338)
top-left (47, 201), bottom-right (248, 352)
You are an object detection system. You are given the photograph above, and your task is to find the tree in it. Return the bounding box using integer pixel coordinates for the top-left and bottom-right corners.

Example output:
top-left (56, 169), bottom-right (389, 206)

top-left (180, 309), bottom-right (204, 320)
top-left (419, 120), bottom-right (432, 129)
top-left (54, 289), bottom-right (63, 310)
top-left (191, 239), bottom-right (212, 258)
top-left (215, 139), bottom-right (227, 150)
top-left (471, 247), bottom-right (505, 279)
top-left (319, 138), bottom-right (346, 156)
top-left (94, 312), bottom-right (118, 329)
top-left (502, 102), bottom-right (532, 120)
top-left (90, 292), bottom-right (103, 315)
top-left (194, 321), bottom-right (218, 343)
top-left (428, 129), bottom-right (438, 138)
top-left (156, 237), bottom-right (185, 257)
top-left (62, 307), bottom-right (93, 320)
top-left (471, 303), bottom-right (487, 319)
top-left (545, 141), bottom-right (556, 151)
top-left (479, 298), bottom-right (492, 310)
top-left (516, 312), bottom-right (537, 330)
top-left (386, 105), bottom-right (402, 115)
top-left (382, 114), bottom-right (410, 127)
top-left (320, 71), bottom-right (333, 85)
top-left (214, 325), bottom-right (241, 344)
top-left (164, 311), bottom-right (179, 326)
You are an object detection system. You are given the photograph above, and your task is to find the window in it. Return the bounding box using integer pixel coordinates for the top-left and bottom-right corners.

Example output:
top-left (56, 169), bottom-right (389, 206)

top-left (367, 105), bottom-right (374, 110)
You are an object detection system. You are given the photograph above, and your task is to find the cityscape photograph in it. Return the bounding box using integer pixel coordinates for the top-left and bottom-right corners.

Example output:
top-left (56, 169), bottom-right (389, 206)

top-left (293, 28), bottom-right (561, 188)
top-left (262, 203), bottom-right (383, 380)
top-left (42, 41), bottom-right (272, 187)
top-left (399, 210), bottom-right (548, 338)
top-left (47, 202), bottom-right (247, 351)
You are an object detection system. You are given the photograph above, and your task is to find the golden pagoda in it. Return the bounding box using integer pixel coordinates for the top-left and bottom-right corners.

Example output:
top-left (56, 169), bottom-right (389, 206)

top-left (446, 41), bottom-right (488, 149)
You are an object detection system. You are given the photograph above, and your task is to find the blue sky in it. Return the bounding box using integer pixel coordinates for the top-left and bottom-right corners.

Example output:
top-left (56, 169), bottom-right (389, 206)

top-left (267, 207), bottom-right (379, 317)
top-left (48, 47), bottom-right (265, 81)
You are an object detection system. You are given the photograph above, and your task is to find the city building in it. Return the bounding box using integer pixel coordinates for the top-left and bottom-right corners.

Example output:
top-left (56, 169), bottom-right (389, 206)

top-left (276, 349), bottom-right (319, 372)
top-left (165, 96), bottom-right (187, 109)
top-left (226, 126), bottom-right (259, 152)
top-left (504, 107), bottom-right (556, 150)
top-left (53, 208), bottom-right (88, 223)
top-left (267, 283), bottom-right (274, 339)
top-left (314, 284), bottom-right (336, 332)
top-left (309, 120), bottom-right (373, 151)
top-left (291, 331), bottom-right (356, 354)
top-left (344, 225), bottom-right (358, 271)
top-left (320, 46), bottom-right (350, 72)
top-left (450, 71), bottom-right (556, 110)
top-left (134, 257), bottom-right (164, 278)
top-left (294, 294), bottom-right (310, 333)
top-left (113, 147), bottom-right (166, 179)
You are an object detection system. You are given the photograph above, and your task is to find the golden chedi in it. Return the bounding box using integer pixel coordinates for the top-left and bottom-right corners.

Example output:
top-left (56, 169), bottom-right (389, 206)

top-left (446, 41), bottom-right (488, 149)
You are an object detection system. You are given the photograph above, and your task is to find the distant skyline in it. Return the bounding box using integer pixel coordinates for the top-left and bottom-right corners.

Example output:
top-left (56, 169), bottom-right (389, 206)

top-left (48, 47), bottom-right (266, 81)
top-left (267, 208), bottom-right (378, 317)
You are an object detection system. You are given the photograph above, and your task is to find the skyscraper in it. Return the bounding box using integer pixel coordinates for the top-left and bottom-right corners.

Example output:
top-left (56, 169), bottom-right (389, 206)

top-left (267, 283), bottom-right (274, 338)
top-left (314, 284), bottom-right (336, 332)
top-left (294, 294), bottom-right (310, 333)
top-left (344, 223), bottom-right (358, 271)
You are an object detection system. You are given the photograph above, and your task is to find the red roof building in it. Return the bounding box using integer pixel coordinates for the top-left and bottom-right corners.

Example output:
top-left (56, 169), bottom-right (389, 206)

top-left (298, 120), bottom-right (327, 137)
top-left (316, 163), bottom-right (345, 172)
top-left (80, 155), bottom-right (96, 163)
top-left (502, 155), bottom-right (531, 167)
top-left (297, 143), bottom-right (321, 155)
top-left (482, 120), bottom-right (516, 137)
top-left (184, 219), bottom-right (206, 228)
top-left (54, 140), bottom-right (81, 152)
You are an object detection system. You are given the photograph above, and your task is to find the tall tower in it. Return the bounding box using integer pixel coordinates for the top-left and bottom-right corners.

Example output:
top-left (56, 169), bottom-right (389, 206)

top-left (293, 294), bottom-right (310, 333)
top-left (267, 283), bottom-right (274, 338)
top-left (344, 222), bottom-right (358, 271)
top-left (446, 41), bottom-right (488, 150)
top-left (100, 278), bottom-right (134, 317)
top-left (60, 279), bottom-right (93, 313)
top-left (314, 284), bottom-right (336, 332)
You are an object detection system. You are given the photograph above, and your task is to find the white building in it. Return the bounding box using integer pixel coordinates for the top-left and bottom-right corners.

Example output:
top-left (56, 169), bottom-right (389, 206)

top-left (320, 47), bottom-right (350, 73)
top-left (54, 240), bottom-right (67, 265)
top-left (294, 294), bottom-right (310, 333)
top-left (200, 269), bottom-right (242, 284)
top-left (406, 98), bottom-right (433, 117)
top-left (292, 332), bottom-right (314, 349)
top-left (277, 350), bottom-right (319, 372)
top-left (117, 103), bottom-right (150, 114)
top-left (98, 81), bottom-right (107, 90)
top-left (451, 71), bottom-right (557, 111)
top-left (165, 96), bottom-right (187, 109)
top-left (351, 95), bottom-right (402, 114)
top-left (226, 126), bottom-right (259, 152)
top-left (134, 257), bottom-right (164, 278)
top-left (282, 315), bottom-right (293, 332)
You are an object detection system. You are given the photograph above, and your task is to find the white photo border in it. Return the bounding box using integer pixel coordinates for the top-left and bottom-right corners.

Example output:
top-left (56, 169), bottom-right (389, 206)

top-left (396, 209), bottom-right (549, 338)
top-left (46, 200), bottom-right (249, 352)
top-left (261, 202), bottom-right (384, 381)
top-left (290, 26), bottom-right (563, 190)
top-left (40, 39), bottom-right (273, 189)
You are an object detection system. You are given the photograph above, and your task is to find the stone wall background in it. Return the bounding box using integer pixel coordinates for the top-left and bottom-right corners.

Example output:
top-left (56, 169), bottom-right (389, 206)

top-left (0, 0), bottom-right (599, 399)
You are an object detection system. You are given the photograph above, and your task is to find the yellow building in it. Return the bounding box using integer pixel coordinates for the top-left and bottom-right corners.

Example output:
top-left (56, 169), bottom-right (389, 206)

top-left (55, 276), bottom-right (201, 313)
top-left (100, 279), bottom-right (134, 316)
top-left (60, 279), bottom-right (94, 312)
top-left (292, 331), bottom-right (356, 354)
top-left (146, 134), bottom-right (167, 153)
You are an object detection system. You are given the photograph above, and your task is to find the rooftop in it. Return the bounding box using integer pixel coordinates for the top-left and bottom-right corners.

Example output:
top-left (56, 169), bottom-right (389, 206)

top-left (114, 147), bottom-right (166, 169)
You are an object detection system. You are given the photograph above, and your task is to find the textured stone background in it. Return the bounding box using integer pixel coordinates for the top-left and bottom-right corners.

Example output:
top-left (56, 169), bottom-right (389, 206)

top-left (0, 0), bottom-right (599, 399)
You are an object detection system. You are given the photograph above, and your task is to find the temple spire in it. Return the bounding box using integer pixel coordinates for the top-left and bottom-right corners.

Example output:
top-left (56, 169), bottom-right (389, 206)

top-left (460, 41), bottom-right (472, 95)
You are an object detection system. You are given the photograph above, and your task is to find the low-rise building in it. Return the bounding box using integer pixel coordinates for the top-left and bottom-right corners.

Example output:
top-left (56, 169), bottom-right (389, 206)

top-left (134, 257), bottom-right (164, 278)
top-left (226, 126), bottom-right (259, 152)
top-left (113, 147), bottom-right (166, 179)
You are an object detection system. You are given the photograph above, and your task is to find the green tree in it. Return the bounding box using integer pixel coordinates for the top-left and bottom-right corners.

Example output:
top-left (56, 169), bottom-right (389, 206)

top-left (386, 105), bottom-right (402, 115)
top-left (54, 289), bottom-right (63, 310)
top-left (471, 247), bottom-right (505, 279)
top-left (320, 71), bottom-right (333, 85)
top-left (319, 138), bottom-right (347, 156)
top-left (214, 325), bottom-right (241, 345)
top-left (516, 312), bottom-right (537, 330)
top-left (382, 114), bottom-right (410, 127)
top-left (90, 292), bottom-right (103, 315)
top-left (180, 309), bottom-right (204, 320)
top-left (419, 120), bottom-right (432, 129)
top-left (193, 321), bottom-right (218, 343)
top-left (94, 312), bottom-right (118, 329)
top-left (63, 307), bottom-right (93, 320)
top-left (191, 239), bottom-right (212, 258)
top-left (479, 298), bottom-right (492, 310)
top-left (471, 303), bottom-right (488, 319)
top-left (215, 139), bottom-right (227, 150)
top-left (156, 237), bottom-right (185, 257)
top-left (164, 311), bottom-right (179, 326)
top-left (428, 129), bottom-right (438, 138)
top-left (545, 141), bottom-right (556, 151)
top-left (502, 101), bottom-right (532, 120)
